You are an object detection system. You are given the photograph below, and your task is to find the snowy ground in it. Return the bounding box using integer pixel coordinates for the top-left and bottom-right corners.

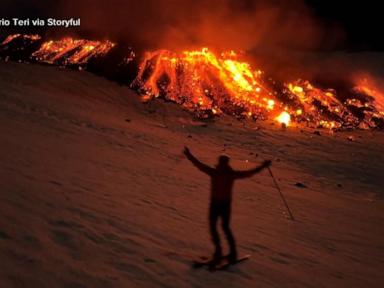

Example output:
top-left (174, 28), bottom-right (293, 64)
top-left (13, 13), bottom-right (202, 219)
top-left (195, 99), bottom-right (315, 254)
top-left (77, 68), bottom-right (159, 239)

top-left (0, 61), bottom-right (383, 288)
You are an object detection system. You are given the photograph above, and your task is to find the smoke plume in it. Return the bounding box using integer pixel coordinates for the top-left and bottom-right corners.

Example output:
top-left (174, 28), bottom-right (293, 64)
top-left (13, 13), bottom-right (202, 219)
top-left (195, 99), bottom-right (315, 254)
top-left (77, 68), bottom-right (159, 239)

top-left (2, 0), bottom-right (343, 52)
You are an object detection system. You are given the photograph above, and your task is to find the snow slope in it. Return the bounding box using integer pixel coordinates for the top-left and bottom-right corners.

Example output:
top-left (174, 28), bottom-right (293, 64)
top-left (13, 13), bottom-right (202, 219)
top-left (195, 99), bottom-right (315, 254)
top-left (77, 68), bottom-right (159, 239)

top-left (0, 62), bottom-right (383, 288)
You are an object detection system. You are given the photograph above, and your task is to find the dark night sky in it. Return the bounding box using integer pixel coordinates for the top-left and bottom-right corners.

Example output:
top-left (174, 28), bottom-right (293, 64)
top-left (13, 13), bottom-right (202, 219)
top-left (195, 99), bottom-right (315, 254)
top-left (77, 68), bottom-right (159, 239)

top-left (305, 0), bottom-right (384, 51)
top-left (1, 0), bottom-right (383, 51)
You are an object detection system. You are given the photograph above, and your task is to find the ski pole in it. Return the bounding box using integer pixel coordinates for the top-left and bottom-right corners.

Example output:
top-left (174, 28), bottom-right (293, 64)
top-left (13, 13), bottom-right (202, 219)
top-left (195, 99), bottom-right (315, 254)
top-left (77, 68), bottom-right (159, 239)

top-left (267, 166), bottom-right (295, 221)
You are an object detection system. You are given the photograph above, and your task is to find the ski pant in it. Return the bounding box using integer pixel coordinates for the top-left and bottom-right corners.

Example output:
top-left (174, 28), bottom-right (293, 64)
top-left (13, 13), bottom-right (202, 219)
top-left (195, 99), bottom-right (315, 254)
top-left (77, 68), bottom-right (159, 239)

top-left (209, 201), bottom-right (237, 259)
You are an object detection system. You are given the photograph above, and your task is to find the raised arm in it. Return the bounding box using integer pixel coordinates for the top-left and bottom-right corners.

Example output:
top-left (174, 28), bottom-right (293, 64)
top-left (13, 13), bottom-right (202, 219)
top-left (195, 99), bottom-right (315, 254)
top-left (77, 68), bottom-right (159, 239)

top-left (183, 147), bottom-right (214, 175)
top-left (234, 160), bottom-right (271, 179)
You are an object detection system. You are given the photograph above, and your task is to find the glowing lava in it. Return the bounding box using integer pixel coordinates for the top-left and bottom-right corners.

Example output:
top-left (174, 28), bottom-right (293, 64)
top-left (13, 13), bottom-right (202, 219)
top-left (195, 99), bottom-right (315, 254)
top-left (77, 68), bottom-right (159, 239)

top-left (134, 47), bottom-right (384, 129)
top-left (1, 34), bottom-right (41, 45)
top-left (133, 48), bottom-right (281, 119)
top-left (275, 111), bottom-right (291, 127)
top-left (1, 33), bottom-right (383, 130)
top-left (32, 38), bottom-right (115, 65)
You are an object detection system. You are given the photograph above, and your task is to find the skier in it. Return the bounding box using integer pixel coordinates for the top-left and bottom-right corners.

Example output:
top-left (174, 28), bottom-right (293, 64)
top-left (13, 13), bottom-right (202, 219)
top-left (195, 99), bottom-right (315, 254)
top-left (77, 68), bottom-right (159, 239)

top-left (183, 146), bottom-right (271, 265)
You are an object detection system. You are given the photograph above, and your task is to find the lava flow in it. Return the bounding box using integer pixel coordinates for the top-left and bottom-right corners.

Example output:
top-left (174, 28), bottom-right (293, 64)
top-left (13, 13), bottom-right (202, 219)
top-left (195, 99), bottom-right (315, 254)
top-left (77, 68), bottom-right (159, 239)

top-left (134, 48), bottom-right (384, 129)
top-left (1, 34), bottom-right (41, 45)
top-left (1, 34), bottom-right (383, 129)
top-left (133, 48), bottom-right (281, 120)
top-left (31, 38), bottom-right (115, 65)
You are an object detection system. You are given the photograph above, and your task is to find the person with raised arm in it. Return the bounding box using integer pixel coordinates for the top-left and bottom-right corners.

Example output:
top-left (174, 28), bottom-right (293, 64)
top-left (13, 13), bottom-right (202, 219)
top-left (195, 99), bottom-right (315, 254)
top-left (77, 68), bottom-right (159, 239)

top-left (184, 147), bottom-right (271, 266)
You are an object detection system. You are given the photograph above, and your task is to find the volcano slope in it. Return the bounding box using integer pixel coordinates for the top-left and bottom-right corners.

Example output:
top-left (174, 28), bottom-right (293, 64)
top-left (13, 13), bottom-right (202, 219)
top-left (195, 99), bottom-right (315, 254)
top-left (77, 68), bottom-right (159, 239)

top-left (0, 61), bottom-right (383, 288)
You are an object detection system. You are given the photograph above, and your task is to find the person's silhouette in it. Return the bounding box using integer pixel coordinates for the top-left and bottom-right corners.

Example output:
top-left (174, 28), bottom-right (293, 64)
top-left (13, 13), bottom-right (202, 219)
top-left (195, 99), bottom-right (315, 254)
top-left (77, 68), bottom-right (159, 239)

top-left (184, 147), bottom-right (271, 264)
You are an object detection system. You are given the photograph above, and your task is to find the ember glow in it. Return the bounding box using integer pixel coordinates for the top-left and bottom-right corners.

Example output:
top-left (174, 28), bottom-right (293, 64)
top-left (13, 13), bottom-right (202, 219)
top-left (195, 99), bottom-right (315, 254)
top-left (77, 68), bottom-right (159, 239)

top-left (353, 76), bottom-right (384, 114)
top-left (285, 78), bottom-right (384, 129)
top-left (285, 80), bottom-right (353, 129)
top-left (275, 111), bottom-right (291, 127)
top-left (31, 38), bottom-right (115, 65)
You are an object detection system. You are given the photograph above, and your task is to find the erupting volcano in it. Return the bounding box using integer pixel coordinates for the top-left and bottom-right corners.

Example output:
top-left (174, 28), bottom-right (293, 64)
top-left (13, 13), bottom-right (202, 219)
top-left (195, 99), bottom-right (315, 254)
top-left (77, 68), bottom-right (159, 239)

top-left (1, 34), bottom-right (384, 129)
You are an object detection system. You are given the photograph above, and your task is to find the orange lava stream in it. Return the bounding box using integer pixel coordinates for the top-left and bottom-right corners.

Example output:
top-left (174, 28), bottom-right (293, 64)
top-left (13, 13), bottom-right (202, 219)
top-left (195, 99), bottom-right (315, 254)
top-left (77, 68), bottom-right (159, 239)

top-left (32, 38), bottom-right (115, 65)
